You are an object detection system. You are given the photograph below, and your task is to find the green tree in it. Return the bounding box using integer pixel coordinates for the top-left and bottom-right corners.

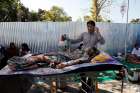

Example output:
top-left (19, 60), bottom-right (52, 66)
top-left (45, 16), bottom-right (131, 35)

top-left (0, 0), bottom-right (18, 21)
top-left (130, 18), bottom-right (140, 23)
top-left (41, 6), bottom-right (72, 22)
top-left (0, 2), bottom-right (72, 22)
top-left (17, 3), bottom-right (30, 21)
top-left (38, 9), bottom-right (45, 21)
top-left (29, 11), bottom-right (39, 21)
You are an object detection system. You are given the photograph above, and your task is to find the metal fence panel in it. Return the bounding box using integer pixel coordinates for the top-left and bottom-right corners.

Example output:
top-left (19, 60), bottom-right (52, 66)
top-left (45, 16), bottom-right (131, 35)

top-left (0, 22), bottom-right (140, 55)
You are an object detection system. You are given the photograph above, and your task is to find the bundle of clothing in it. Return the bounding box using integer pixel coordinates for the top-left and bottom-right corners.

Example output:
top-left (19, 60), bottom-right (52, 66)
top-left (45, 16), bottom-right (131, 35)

top-left (91, 52), bottom-right (114, 63)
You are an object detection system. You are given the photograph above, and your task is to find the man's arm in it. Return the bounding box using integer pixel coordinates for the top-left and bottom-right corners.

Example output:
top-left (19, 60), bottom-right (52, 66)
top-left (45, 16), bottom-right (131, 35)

top-left (67, 33), bottom-right (83, 43)
top-left (96, 28), bottom-right (105, 45)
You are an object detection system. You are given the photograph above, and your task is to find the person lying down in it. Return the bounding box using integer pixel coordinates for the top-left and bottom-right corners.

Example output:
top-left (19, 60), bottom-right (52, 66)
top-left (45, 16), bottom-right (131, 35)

top-left (56, 47), bottom-right (114, 69)
top-left (7, 54), bottom-right (61, 71)
top-left (7, 47), bottom-right (114, 71)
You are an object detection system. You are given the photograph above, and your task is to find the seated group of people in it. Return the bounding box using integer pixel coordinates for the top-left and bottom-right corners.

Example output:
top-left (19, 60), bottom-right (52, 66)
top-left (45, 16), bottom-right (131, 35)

top-left (0, 42), bottom-right (31, 69)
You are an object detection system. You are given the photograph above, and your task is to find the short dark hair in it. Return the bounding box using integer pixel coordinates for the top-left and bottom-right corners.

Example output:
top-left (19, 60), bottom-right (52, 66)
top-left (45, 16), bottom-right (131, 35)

top-left (86, 47), bottom-right (100, 57)
top-left (92, 47), bottom-right (100, 55)
top-left (21, 43), bottom-right (30, 51)
top-left (87, 20), bottom-right (95, 26)
top-left (134, 43), bottom-right (139, 48)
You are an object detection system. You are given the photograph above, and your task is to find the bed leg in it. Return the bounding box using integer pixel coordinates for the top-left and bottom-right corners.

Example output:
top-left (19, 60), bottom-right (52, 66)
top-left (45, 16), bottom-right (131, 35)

top-left (50, 79), bottom-right (57, 93)
top-left (121, 77), bottom-right (124, 93)
top-left (95, 81), bottom-right (99, 93)
top-left (121, 68), bottom-right (126, 93)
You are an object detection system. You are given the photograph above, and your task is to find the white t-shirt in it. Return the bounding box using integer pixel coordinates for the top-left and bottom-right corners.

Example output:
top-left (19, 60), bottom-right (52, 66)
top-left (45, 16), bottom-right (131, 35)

top-left (22, 51), bottom-right (32, 59)
top-left (131, 48), bottom-right (140, 57)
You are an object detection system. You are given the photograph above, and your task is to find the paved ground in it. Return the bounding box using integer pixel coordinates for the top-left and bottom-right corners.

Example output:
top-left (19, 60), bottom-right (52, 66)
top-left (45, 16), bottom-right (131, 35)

top-left (27, 80), bottom-right (140, 93)
top-left (99, 80), bottom-right (140, 93)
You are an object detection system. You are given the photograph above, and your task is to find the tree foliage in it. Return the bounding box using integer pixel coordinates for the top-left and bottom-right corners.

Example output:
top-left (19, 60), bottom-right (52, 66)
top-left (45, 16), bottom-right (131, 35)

top-left (40, 6), bottom-right (72, 22)
top-left (130, 18), bottom-right (140, 23)
top-left (0, 0), bottom-right (18, 21)
top-left (0, 1), bottom-right (72, 22)
top-left (17, 3), bottom-right (30, 21)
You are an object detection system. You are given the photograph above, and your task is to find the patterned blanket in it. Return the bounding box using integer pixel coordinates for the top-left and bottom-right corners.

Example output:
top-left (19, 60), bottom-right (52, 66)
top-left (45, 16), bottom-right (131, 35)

top-left (0, 60), bottom-right (123, 76)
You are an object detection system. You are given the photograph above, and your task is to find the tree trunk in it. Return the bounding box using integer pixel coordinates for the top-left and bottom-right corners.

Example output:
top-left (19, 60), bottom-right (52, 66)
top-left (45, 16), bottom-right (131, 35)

top-left (93, 0), bottom-right (97, 21)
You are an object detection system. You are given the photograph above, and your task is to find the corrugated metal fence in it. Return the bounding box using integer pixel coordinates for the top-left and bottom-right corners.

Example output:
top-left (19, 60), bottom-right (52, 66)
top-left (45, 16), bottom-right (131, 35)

top-left (0, 22), bottom-right (140, 55)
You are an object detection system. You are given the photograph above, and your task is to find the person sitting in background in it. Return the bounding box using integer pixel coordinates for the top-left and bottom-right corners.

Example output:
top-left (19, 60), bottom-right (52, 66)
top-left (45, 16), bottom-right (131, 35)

top-left (19, 43), bottom-right (31, 57)
top-left (0, 45), bottom-right (7, 69)
top-left (127, 43), bottom-right (140, 63)
top-left (6, 42), bottom-right (19, 59)
top-left (0, 43), bottom-right (19, 69)
top-left (0, 45), bottom-right (6, 60)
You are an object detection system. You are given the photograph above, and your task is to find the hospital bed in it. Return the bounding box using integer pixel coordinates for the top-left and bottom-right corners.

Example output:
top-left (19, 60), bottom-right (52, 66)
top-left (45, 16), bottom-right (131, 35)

top-left (0, 53), bottom-right (124, 93)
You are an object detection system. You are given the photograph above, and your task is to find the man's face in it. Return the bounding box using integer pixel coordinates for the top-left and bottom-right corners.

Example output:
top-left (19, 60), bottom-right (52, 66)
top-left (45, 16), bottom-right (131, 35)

top-left (87, 24), bottom-right (95, 33)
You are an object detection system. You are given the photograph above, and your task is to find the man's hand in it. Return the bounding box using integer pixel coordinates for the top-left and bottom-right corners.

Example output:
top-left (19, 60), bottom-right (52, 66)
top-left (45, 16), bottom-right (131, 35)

top-left (61, 34), bottom-right (68, 41)
top-left (95, 27), bottom-right (105, 44)
top-left (95, 28), bottom-right (101, 37)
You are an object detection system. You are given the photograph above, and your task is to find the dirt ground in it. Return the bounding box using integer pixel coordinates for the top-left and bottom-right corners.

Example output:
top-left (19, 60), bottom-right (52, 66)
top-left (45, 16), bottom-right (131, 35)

top-left (27, 80), bottom-right (140, 93)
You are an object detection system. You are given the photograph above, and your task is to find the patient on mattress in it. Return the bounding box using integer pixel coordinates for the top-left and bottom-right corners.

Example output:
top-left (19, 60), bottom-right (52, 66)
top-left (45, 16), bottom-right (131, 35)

top-left (7, 54), bottom-right (61, 71)
top-left (56, 47), bottom-right (114, 69)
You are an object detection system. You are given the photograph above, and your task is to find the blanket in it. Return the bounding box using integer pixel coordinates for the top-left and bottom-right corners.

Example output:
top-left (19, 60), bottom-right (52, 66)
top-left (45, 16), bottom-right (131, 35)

top-left (0, 60), bottom-right (123, 76)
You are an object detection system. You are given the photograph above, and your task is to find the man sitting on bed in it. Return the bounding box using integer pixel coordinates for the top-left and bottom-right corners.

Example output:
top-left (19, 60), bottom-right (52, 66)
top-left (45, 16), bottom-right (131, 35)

top-left (127, 43), bottom-right (140, 64)
top-left (56, 47), bottom-right (114, 69)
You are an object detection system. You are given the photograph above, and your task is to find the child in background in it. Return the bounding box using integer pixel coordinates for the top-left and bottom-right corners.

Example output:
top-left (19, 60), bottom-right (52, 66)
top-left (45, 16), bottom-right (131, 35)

top-left (19, 43), bottom-right (31, 57)
top-left (6, 42), bottom-right (19, 58)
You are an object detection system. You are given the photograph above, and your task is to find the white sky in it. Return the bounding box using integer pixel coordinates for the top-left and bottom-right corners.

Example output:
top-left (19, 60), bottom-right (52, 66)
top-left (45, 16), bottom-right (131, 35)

top-left (20, 0), bottom-right (140, 22)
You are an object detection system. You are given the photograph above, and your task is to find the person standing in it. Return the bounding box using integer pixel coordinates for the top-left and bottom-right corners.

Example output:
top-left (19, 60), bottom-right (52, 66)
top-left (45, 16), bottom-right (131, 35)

top-left (63, 20), bottom-right (105, 92)
top-left (67, 20), bottom-right (105, 50)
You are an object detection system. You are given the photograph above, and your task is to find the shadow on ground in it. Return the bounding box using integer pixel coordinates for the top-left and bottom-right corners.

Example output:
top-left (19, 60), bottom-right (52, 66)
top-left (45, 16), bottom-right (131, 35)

top-left (27, 84), bottom-right (114, 93)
